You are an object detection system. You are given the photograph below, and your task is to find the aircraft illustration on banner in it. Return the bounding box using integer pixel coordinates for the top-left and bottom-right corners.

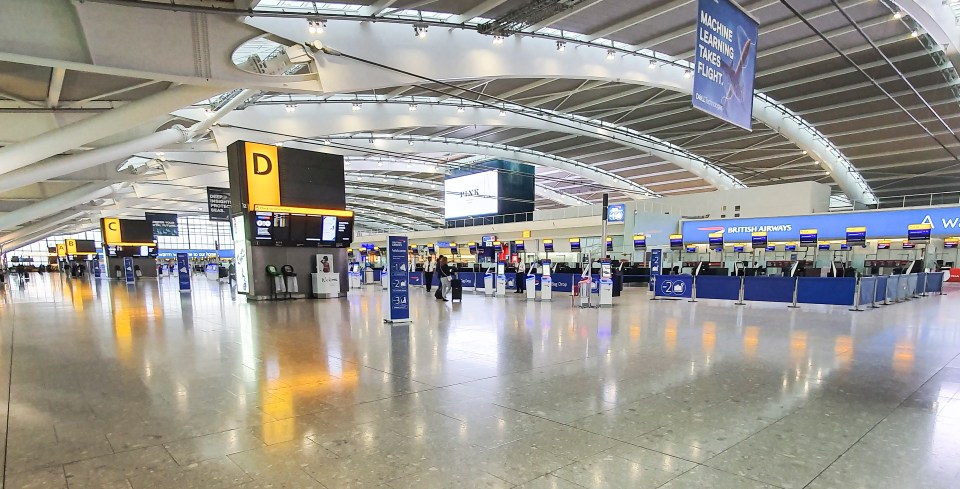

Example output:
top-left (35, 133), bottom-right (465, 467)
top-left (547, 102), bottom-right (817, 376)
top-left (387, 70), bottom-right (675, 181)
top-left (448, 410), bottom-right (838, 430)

top-left (720, 27), bottom-right (754, 106)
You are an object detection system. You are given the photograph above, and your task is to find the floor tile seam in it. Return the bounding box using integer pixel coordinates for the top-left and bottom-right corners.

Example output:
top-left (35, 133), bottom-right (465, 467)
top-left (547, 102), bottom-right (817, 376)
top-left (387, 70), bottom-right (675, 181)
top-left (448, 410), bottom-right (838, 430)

top-left (799, 350), bottom-right (960, 489)
top-left (545, 460), bottom-right (598, 488)
top-left (0, 312), bottom-right (15, 489)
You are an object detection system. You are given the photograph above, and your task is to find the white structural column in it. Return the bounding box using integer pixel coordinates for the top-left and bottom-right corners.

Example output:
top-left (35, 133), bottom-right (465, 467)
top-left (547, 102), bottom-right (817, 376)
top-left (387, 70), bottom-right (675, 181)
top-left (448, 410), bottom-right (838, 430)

top-left (0, 182), bottom-right (117, 232)
top-left (247, 18), bottom-right (878, 205)
top-left (0, 85), bottom-right (220, 178)
top-left (0, 89), bottom-right (258, 194)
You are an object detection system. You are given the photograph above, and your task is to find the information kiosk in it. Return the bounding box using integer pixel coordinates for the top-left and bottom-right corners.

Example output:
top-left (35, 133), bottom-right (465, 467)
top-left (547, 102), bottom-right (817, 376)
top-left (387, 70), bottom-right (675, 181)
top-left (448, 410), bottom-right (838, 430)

top-left (598, 260), bottom-right (613, 307)
top-left (495, 261), bottom-right (507, 296)
top-left (540, 259), bottom-right (552, 301)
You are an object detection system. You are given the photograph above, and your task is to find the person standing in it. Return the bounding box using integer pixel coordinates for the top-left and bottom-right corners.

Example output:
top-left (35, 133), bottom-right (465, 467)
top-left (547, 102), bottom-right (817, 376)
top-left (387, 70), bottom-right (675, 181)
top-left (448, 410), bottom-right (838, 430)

top-left (515, 260), bottom-right (526, 293)
top-left (435, 256), bottom-right (453, 301)
top-left (424, 256), bottom-right (436, 293)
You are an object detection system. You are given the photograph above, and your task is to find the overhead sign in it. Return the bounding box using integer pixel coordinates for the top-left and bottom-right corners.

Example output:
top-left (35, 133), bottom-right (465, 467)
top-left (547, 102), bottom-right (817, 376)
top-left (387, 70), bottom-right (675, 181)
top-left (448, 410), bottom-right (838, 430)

top-left (845, 226), bottom-right (867, 245)
top-left (669, 234), bottom-right (684, 249)
top-left (206, 187), bottom-right (232, 222)
top-left (692, 0), bottom-right (759, 131)
top-left (386, 236), bottom-right (410, 323)
top-left (799, 228), bottom-right (818, 246)
top-left (244, 142), bottom-right (281, 209)
top-left (907, 223), bottom-right (932, 242)
top-left (56, 243), bottom-right (66, 257)
top-left (146, 212), bottom-right (179, 237)
top-left (681, 205), bottom-right (960, 242)
top-left (607, 203), bottom-right (626, 223)
top-left (633, 235), bottom-right (646, 249)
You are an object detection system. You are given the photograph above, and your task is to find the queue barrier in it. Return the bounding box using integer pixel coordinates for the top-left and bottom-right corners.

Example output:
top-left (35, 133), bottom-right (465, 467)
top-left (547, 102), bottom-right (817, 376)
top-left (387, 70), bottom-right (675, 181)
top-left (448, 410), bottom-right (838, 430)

top-left (654, 272), bottom-right (946, 309)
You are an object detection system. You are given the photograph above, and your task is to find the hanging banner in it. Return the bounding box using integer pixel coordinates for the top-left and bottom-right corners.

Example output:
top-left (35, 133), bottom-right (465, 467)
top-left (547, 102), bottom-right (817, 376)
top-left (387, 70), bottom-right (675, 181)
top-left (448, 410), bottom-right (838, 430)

top-left (206, 187), bottom-right (232, 222)
top-left (176, 253), bottom-right (191, 291)
top-left (692, 0), bottom-right (759, 131)
top-left (386, 235), bottom-right (410, 323)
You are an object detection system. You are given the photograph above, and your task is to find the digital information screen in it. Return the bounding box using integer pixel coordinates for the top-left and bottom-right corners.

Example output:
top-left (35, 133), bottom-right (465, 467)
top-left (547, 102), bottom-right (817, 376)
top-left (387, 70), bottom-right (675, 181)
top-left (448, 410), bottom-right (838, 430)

top-left (250, 210), bottom-right (353, 247)
top-left (669, 235), bottom-right (683, 249)
top-left (902, 242), bottom-right (915, 249)
top-left (818, 244), bottom-right (831, 250)
top-left (106, 245), bottom-right (158, 258)
top-left (633, 235), bottom-right (646, 249)
top-left (686, 246), bottom-right (697, 253)
top-left (945, 239), bottom-right (959, 249)
top-left (751, 232), bottom-right (767, 247)
top-left (845, 227), bottom-right (867, 245)
top-left (878, 241), bottom-right (891, 250)
top-left (733, 246), bottom-right (745, 253)
top-left (785, 244), bottom-right (797, 251)
top-left (840, 244), bottom-right (851, 250)
top-left (605, 238), bottom-right (613, 251)
top-left (708, 233), bottom-right (723, 248)
top-left (799, 229), bottom-right (818, 246)
top-left (515, 241), bottom-right (525, 252)
top-left (569, 238), bottom-right (581, 251)
top-left (766, 245), bottom-right (775, 251)
top-left (543, 239), bottom-right (554, 252)
top-left (907, 224), bottom-right (932, 242)
top-left (444, 170), bottom-right (499, 219)
top-left (468, 243), bottom-right (478, 253)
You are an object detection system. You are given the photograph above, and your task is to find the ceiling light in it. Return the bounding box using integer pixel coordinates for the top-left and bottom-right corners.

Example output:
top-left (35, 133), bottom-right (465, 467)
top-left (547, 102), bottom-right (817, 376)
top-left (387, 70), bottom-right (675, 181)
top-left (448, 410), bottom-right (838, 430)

top-left (802, 150), bottom-right (808, 155)
top-left (556, 41), bottom-right (566, 52)
top-left (499, 109), bottom-right (507, 116)
top-left (493, 35), bottom-right (504, 45)
top-left (457, 106), bottom-right (465, 113)
top-left (275, 141), bottom-right (283, 147)
top-left (414, 25), bottom-right (427, 38)
top-left (377, 162), bottom-right (383, 167)
top-left (155, 152), bottom-right (164, 156)
top-left (648, 59), bottom-right (657, 69)
top-left (352, 103), bottom-right (362, 111)
top-left (323, 139), bottom-right (331, 145)
top-left (910, 30), bottom-right (919, 37)
top-left (893, 11), bottom-right (902, 20)
top-left (683, 69), bottom-right (691, 78)
top-left (408, 140), bottom-right (414, 145)
top-left (606, 49), bottom-right (616, 60)
top-left (285, 104), bottom-right (296, 113)
top-left (307, 19), bottom-right (325, 35)
top-left (408, 103), bottom-right (418, 111)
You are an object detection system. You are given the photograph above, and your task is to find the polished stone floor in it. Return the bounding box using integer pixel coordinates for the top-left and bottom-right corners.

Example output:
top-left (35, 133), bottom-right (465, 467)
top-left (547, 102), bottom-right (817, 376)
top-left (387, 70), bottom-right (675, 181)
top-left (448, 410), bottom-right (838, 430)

top-left (0, 273), bottom-right (959, 488)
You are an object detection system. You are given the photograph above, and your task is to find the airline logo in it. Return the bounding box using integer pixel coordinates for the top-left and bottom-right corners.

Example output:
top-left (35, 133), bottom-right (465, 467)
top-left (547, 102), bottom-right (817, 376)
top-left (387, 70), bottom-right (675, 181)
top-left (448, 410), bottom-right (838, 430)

top-left (726, 224), bottom-right (793, 233)
top-left (244, 142), bottom-right (281, 209)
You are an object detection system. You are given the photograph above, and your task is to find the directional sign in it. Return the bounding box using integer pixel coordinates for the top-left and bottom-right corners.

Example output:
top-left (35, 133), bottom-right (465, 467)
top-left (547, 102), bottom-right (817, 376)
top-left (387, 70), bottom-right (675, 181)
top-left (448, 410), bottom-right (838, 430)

top-left (123, 257), bottom-right (135, 284)
top-left (650, 249), bottom-right (662, 291)
top-left (386, 236), bottom-right (411, 323)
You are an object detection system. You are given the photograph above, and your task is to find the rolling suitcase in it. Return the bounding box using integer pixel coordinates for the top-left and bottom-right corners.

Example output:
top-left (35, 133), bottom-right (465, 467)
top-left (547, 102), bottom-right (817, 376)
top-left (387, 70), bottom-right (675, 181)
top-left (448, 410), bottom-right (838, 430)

top-left (450, 278), bottom-right (463, 302)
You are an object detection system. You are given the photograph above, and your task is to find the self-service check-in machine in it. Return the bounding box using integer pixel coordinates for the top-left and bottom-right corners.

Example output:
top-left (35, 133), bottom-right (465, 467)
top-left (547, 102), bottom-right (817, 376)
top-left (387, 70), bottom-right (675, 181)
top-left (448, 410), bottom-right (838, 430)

top-left (598, 260), bottom-right (613, 307)
top-left (540, 260), bottom-right (552, 301)
top-left (381, 268), bottom-right (389, 289)
top-left (349, 263), bottom-right (362, 289)
top-left (495, 261), bottom-right (507, 296)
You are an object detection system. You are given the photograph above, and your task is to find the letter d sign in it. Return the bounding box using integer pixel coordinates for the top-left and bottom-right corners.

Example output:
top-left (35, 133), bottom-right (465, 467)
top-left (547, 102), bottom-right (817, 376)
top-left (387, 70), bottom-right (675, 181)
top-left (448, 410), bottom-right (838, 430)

top-left (244, 142), bottom-right (280, 208)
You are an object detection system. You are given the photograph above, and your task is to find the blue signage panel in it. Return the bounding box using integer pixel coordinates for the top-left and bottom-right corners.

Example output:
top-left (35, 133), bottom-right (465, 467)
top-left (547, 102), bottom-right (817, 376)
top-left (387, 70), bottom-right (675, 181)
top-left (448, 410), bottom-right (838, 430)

top-left (681, 205), bottom-right (960, 243)
top-left (656, 275), bottom-right (694, 299)
top-left (650, 249), bottom-right (662, 292)
top-left (387, 236), bottom-right (410, 322)
top-left (692, 0), bottom-right (759, 131)
top-left (176, 253), bottom-right (191, 291)
top-left (607, 204), bottom-right (626, 223)
top-left (92, 259), bottom-right (101, 278)
top-left (123, 256), bottom-right (135, 284)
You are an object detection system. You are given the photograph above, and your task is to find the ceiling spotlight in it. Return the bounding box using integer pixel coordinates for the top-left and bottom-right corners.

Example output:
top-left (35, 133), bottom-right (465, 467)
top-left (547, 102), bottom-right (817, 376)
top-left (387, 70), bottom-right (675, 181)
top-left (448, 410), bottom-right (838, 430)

top-left (606, 49), bottom-right (616, 60)
top-left (285, 104), bottom-right (296, 113)
top-left (499, 109), bottom-right (507, 117)
top-left (204, 107), bottom-right (214, 116)
top-left (414, 24), bottom-right (427, 38)
top-left (323, 139), bottom-right (331, 145)
top-left (556, 41), bottom-right (566, 52)
top-left (408, 103), bottom-right (418, 111)
top-left (155, 152), bottom-right (165, 156)
top-left (493, 35), bottom-right (504, 45)
top-left (648, 59), bottom-right (657, 69)
top-left (377, 161), bottom-right (383, 167)
top-left (457, 106), bottom-right (465, 113)
top-left (893, 11), bottom-right (902, 19)
top-left (802, 150), bottom-right (808, 155)
top-left (307, 19), bottom-right (325, 34)
top-left (408, 140), bottom-right (414, 145)
top-left (910, 30), bottom-right (919, 37)
top-left (352, 102), bottom-right (362, 111)
top-left (274, 141), bottom-right (283, 147)
top-left (683, 69), bottom-right (692, 78)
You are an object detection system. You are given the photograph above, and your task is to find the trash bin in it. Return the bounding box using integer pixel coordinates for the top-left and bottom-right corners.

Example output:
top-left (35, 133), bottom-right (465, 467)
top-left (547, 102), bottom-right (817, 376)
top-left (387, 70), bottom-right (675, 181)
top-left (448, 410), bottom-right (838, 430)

top-left (266, 265), bottom-right (283, 300)
top-left (281, 265), bottom-right (298, 298)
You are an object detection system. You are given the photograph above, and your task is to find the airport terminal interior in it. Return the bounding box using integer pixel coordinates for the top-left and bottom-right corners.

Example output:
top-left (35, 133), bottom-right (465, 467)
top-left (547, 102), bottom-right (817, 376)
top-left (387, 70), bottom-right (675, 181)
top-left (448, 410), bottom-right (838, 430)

top-left (4, 0), bottom-right (960, 487)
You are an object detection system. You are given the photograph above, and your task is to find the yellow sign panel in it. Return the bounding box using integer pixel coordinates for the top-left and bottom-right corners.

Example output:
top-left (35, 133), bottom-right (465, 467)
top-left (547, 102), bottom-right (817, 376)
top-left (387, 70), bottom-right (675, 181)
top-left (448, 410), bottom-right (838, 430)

top-left (66, 239), bottom-right (77, 255)
top-left (908, 223), bottom-right (932, 230)
top-left (543, 239), bottom-right (552, 245)
top-left (846, 226), bottom-right (866, 233)
top-left (56, 244), bottom-right (66, 257)
top-left (245, 142), bottom-right (281, 209)
top-left (800, 228), bottom-right (818, 235)
top-left (102, 218), bottom-right (122, 244)
top-left (633, 235), bottom-right (645, 240)
top-left (752, 231), bottom-right (767, 237)
top-left (252, 205), bottom-right (353, 217)
top-left (708, 231), bottom-right (724, 238)
top-left (568, 238), bottom-right (579, 243)
top-left (669, 234), bottom-right (683, 240)
top-left (522, 230), bottom-right (531, 238)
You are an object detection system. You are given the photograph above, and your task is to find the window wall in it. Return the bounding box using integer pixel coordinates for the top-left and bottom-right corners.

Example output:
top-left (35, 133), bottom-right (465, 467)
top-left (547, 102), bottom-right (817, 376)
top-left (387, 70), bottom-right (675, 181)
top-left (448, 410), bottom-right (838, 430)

top-left (4, 229), bottom-right (103, 260)
top-left (155, 216), bottom-right (233, 250)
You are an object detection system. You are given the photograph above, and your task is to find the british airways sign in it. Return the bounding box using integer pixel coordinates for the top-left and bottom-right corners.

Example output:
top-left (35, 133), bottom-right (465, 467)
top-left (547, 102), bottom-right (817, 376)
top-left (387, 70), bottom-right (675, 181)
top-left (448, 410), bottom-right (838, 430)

top-left (681, 206), bottom-right (960, 243)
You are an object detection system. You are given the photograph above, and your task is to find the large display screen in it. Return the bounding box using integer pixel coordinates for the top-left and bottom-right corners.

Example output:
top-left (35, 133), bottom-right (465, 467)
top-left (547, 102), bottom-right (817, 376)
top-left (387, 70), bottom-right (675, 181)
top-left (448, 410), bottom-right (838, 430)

top-left (907, 224), bottom-right (932, 242)
top-left (708, 233), bottom-right (723, 248)
top-left (670, 235), bottom-right (684, 249)
top-left (799, 229), bottom-right (818, 246)
top-left (845, 227), bottom-right (866, 245)
top-left (250, 210), bottom-right (353, 247)
top-left (751, 232), bottom-right (767, 247)
top-left (444, 170), bottom-right (499, 219)
top-left (633, 235), bottom-right (646, 249)
top-left (569, 238), bottom-right (581, 251)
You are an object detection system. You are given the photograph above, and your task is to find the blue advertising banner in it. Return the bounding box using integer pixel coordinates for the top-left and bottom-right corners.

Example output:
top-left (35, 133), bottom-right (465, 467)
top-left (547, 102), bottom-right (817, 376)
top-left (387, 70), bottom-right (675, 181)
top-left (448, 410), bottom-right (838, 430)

top-left (650, 249), bottom-right (663, 291)
top-left (681, 205), bottom-right (960, 243)
top-left (655, 275), bottom-right (694, 299)
top-left (92, 259), bottom-right (101, 278)
top-left (176, 253), bottom-right (191, 291)
top-left (386, 236), bottom-right (410, 323)
top-left (692, 0), bottom-right (759, 131)
top-left (607, 204), bottom-right (626, 223)
top-left (123, 256), bottom-right (135, 284)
